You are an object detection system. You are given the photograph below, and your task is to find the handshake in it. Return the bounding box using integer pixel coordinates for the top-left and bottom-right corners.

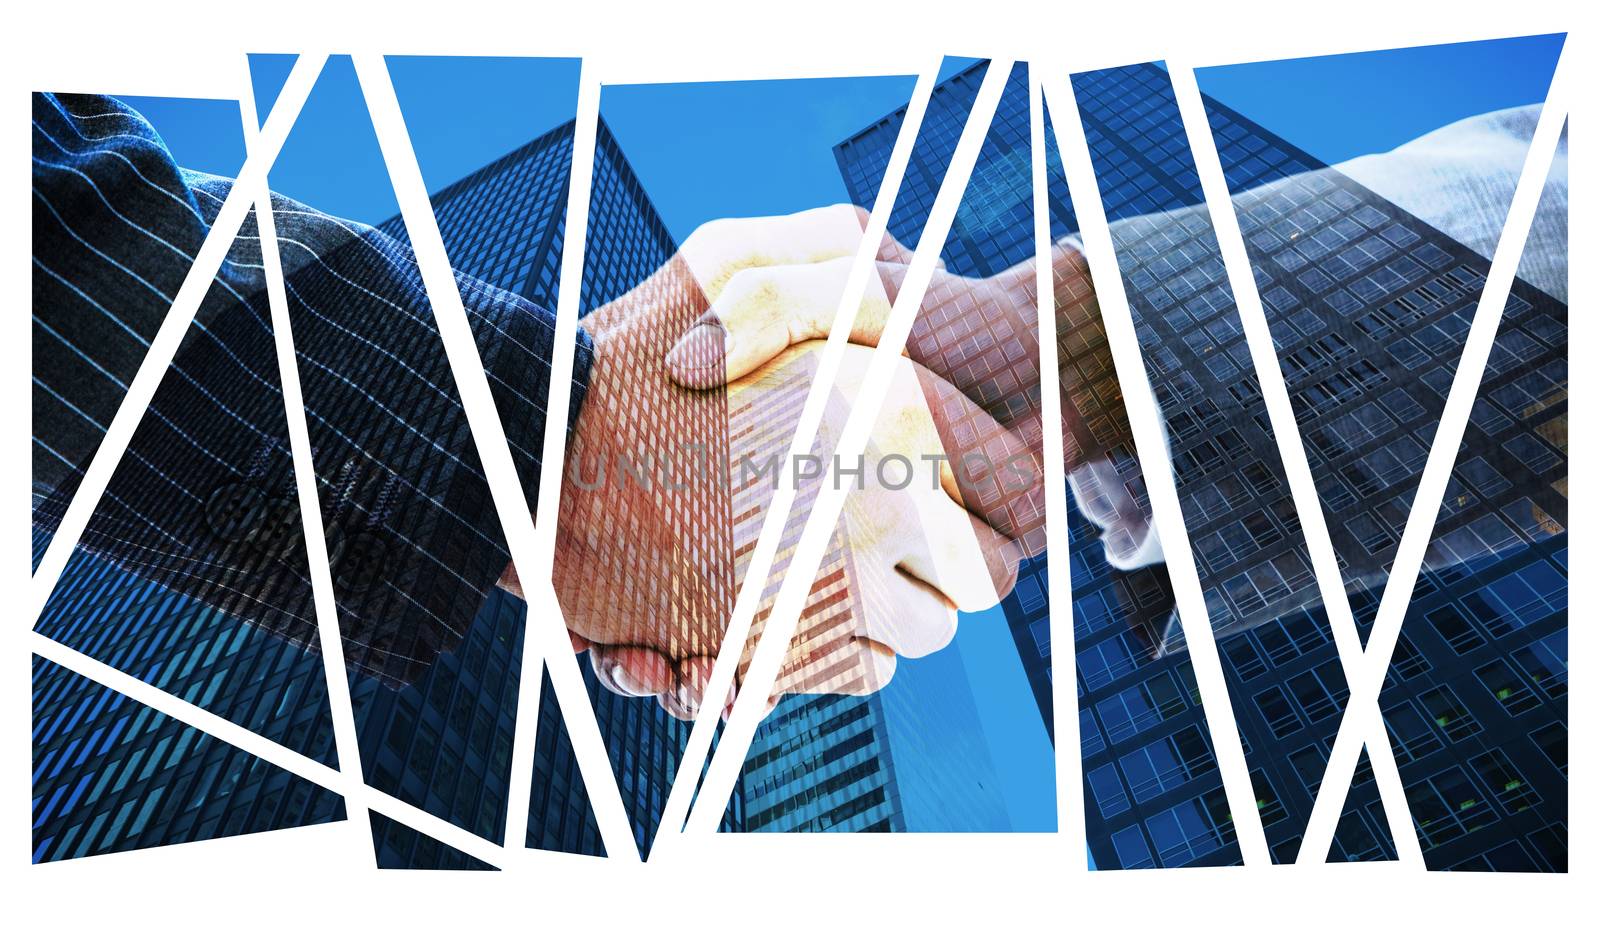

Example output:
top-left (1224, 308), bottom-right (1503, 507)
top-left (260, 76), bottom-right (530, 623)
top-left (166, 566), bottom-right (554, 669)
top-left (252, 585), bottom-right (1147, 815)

top-left (501, 205), bottom-right (1122, 721)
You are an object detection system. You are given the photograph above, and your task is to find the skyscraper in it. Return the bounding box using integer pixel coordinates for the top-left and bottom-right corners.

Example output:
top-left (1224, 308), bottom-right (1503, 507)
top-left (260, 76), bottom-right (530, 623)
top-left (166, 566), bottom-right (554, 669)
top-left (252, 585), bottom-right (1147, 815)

top-left (833, 58), bottom-right (1566, 871)
top-left (32, 111), bottom-right (745, 869)
top-left (380, 115), bottom-right (747, 859)
top-left (1058, 61), bottom-right (1566, 871)
top-left (31, 527), bottom-right (346, 864)
top-left (726, 355), bottom-right (909, 834)
top-left (732, 59), bottom-right (1053, 836)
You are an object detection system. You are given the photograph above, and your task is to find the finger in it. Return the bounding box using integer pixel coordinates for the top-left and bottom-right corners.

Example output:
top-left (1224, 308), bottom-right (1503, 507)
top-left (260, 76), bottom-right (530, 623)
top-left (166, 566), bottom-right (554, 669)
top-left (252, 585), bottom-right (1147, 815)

top-left (834, 350), bottom-right (1039, 581)
top-left (776, 634), bottom-right (897, 699)
top-left (876, 225), bottom-right (940, 269)
top-left (775, 584), bottom-right (898, 697)
top-left (870, 561), bottom-right (961, 659)
top-left (667, 256), bottom-right (895, 389)
top-left (866, 262), bottom-right (1048, 433)
top-left (900, 481), bottom-right (1024, 607)
top-left (676, 655), bottom-right (734, 720)
top-left (680, 204), bottom-right (874, 303)
top-left (589, 644), bottom-right (677, 698)
top-left (658, 690), bottom-right (696, 722)
top-left (496, 560), bottom-right (524, 599)
top-left (1051, 241), bottom-right (1118, 469)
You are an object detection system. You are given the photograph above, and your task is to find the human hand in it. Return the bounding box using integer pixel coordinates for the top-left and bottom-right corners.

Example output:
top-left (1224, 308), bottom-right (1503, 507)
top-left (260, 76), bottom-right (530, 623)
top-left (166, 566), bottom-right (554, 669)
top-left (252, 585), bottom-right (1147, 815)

top-left (546, 204), bottom-right (1130, 718)
top-left (669, 230), bottom-right (1121, 564)
top-left (582, 337), bottom-right (1028, 720)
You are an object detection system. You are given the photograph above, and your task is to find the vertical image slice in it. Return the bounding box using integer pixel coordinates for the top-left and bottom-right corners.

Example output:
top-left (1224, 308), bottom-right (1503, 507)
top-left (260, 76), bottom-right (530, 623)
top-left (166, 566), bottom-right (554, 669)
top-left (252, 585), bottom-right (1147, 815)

top-left (1058, 60), bottom-right (1297, 868)
top-left (1375, 133), bottom-right (1566, 871)
top-left (252, 54), bottom-right (565, 860)
top-left (33, 88), bottom-right (341, 768)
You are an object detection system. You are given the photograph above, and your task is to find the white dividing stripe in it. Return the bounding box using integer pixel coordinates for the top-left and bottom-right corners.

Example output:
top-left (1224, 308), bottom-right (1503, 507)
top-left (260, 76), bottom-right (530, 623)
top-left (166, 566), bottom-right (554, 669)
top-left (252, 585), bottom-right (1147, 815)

top-left (29, 630), bottom-right (506, 868)
top-left (29, 54), bottom-right (327, 625)
top-left (1030, 69), bottom-right (1086, 863)
top-left (1164, 62), bottom-right (1424, 866)
top-left (239, 54), bottom-right (376, 864)
top-left (501, 62), bottom-right (603, 863)
top-left (1041, 70), bottom-right (1271, 866)
top-left (1295, 45), bottom-right (1572, 865)
top-left (649, 57), bottom-right (944, 862)
top-left (24, 53), bottom-right (513, 871)
top-left (349, 53), bottom-right (639, 862)
top-left (681, 59), bottom-right (1018, 837)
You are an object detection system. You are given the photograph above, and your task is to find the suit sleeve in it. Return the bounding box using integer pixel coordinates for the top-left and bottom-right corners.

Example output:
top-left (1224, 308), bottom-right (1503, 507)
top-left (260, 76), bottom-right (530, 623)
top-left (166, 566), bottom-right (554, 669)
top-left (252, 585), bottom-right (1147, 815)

top-left (31, 92), bottom-right (593, 686)
top-left (1060, 105), bottom-right (1561, 576)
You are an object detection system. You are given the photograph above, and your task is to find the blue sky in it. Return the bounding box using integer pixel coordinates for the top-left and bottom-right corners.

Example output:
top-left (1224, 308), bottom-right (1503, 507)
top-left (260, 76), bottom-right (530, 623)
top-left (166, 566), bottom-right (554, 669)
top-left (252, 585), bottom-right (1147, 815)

top-left (113, 94), bottom-right (247, 181)
top-left (126, 35), bottom-right (1564, 228)
top-left (1195, 33), bottom-right (1564, 165)
top-left (244, 55), bottom-right (583, 225)
top-left (599, 73), bottom-right (915, 242)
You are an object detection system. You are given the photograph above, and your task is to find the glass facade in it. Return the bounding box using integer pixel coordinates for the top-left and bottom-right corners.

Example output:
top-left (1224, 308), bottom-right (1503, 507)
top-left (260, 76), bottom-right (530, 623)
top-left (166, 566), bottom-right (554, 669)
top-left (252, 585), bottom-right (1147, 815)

top-left (834, 57), bottom-right (1566, 869)
top-left (32, 646), bottom-right (345, 863)
top-left (728, 360), bottom-right (906, 833)
top-left (382, 116), bottom-right (744, 859)
top-left (1064, 62), bottom-right (1566, 869)
top-left (30, 55), bottom-right (1564, 871)
top-left (33, 114), bottom-right (739, 869)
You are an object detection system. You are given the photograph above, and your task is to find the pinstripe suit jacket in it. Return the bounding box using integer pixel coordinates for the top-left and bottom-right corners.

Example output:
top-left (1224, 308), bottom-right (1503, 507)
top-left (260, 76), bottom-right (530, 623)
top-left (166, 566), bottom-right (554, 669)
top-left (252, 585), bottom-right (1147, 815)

top-left (32, 92), bottom-right (593, 686)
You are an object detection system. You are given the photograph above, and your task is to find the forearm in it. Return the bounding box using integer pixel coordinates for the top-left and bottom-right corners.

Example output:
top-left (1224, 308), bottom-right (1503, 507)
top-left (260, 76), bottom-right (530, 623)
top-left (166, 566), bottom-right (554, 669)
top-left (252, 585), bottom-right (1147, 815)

top-left (1045, 105), bottom-right (1565, 576)
top-left (32, 92), bottom-right (590, 685)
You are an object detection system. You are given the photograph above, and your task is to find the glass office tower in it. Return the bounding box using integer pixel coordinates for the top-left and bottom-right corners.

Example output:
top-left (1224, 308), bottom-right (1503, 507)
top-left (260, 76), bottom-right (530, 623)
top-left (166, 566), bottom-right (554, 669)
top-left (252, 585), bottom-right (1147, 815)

top-left (1066, 63), bottom-right (1566, 869)
top-left (378, 115), bottom-right (745, 859)
top-left (733, 59), bottom-right (1052, 836)
top-left (834, 58), bottom-right (1566, 870)
top-left (727, 363), bottom-right (908, 834)
top-left (31, 528), bottom-right (345, 863)
top-left (33, 114), bottom-right (747, 868)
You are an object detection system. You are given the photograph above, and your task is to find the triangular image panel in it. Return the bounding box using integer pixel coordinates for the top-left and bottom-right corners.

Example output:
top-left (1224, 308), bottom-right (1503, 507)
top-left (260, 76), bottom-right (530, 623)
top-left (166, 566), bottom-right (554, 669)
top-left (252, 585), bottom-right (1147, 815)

top-left (370, 811), bottom-right (497, 870)
top-left (32, 90), bottom-right (247, 561)
top-left (32, 656), bottom-right (345, 863)
top-left (1194, 35), bottom-right (1563, 635)
top-left (247, 54), bottom-right (299, 128)
top-left (34, 199), bottom-right (339, 766)
top-left (264, 55), bottom-right (397, 226)
top-left (264, 55), bottom-right (542, 856)
top-left (1378, 134), bottom-right (1567, 872)
top-left (1068, 61), bottom-right (1332, 866)
top-left (384, 55), bottom-right (581, 313)
top-left (1325, 746), bottom-right (1398, 861)
top-left (525, 666), bottom-right (606, 858)
top-left (835, 56), bottom-right (987, 255)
